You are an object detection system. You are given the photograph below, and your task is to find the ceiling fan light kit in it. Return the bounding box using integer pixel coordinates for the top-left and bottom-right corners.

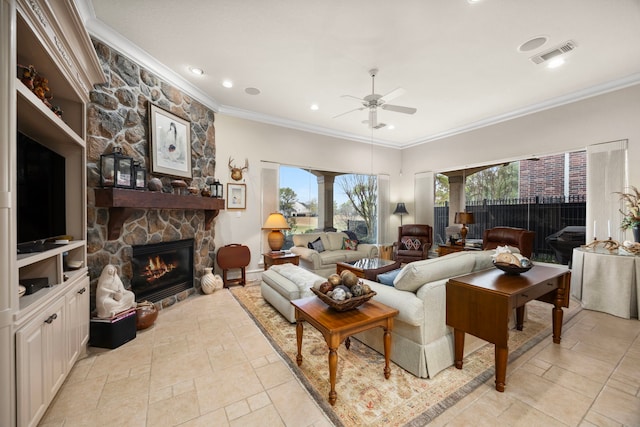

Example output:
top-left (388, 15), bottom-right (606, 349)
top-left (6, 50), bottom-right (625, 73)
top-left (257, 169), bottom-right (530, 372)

top-left (335, 68), bottom-right (417, 129)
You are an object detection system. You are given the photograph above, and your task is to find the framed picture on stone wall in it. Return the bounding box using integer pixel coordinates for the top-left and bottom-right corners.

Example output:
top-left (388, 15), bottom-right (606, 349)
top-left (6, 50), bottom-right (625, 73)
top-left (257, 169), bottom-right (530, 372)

top-left (227, 183), bottom-right (246, 210)
top-left (149, 104), bottom-right (192, 179)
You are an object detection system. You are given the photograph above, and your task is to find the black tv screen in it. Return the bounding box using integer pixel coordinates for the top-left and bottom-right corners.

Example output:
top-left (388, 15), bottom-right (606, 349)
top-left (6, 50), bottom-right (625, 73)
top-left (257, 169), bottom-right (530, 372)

top-left (17, 131), bottom-right (66, 247)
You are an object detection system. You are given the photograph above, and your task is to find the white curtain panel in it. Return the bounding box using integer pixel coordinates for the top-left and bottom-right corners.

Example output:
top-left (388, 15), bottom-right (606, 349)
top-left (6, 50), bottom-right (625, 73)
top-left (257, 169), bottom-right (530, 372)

top-left (260, 161), bottom-right (280, 253)
top-left (377, 174), bottom-right (390, 244)
top-left (586, 139), bottom-right (628, 242)
top-left (415, 171), bottom-right (435, 226)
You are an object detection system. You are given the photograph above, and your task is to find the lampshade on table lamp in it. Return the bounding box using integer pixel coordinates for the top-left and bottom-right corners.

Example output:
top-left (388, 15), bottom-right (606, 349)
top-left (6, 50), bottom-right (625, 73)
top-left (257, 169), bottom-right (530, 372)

top-left (262, 212), bottom-right (291, 251)
top-left (454, 212), bottom-right (475, 246)
top-left (393, 202), bottom-right (409, 226)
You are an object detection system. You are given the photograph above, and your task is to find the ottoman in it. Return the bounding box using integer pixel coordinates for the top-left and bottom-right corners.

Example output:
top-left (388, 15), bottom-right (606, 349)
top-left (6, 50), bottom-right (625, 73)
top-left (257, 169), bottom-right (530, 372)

top-left (261, 264), bottom-right (325, 322)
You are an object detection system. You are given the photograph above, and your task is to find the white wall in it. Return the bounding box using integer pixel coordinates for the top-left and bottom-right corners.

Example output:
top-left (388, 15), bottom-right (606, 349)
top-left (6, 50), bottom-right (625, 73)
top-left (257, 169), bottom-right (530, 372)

top-left (213, 116), bottom-right (402, 279)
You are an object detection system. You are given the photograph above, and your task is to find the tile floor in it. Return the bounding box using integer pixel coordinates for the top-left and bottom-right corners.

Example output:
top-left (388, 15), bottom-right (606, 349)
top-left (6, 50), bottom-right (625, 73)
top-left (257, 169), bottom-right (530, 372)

top-left (39, 286), bottom-right (640, 427)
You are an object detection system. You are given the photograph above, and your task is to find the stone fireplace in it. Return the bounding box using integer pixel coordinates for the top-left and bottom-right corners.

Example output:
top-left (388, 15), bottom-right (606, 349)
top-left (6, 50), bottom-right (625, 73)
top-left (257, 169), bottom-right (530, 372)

top-left (131, 239), bottom-right (194, 302)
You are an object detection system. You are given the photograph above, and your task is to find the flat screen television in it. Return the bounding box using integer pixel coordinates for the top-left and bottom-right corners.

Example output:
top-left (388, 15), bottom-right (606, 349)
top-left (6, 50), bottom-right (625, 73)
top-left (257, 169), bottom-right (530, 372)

top-left (16, 131), bottom-right (66, 253)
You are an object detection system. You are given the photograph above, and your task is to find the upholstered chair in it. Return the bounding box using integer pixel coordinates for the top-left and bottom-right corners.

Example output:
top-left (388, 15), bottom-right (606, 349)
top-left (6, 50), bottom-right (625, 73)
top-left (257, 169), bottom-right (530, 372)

top-left (482, 227), bottom-right (535, 259)
top-left (394, 224), bottom-right (433, 264)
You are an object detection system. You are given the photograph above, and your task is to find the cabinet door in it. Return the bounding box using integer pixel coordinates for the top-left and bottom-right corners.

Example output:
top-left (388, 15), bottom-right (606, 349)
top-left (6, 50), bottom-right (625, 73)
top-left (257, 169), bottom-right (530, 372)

top-left (16, 296), bottom-right (65, 427)
top-left (66, 276), bottom-right (90, 370)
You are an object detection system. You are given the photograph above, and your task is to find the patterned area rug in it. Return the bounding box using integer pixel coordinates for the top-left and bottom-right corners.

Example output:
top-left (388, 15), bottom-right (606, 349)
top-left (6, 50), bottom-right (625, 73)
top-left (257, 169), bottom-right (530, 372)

top-left (231, 284), bottom-right (581, 427)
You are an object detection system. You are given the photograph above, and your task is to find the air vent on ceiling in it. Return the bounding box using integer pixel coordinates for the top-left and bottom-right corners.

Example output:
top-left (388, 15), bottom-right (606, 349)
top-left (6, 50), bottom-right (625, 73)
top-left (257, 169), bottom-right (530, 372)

top-left (530, 41), bottom-right (576, 64)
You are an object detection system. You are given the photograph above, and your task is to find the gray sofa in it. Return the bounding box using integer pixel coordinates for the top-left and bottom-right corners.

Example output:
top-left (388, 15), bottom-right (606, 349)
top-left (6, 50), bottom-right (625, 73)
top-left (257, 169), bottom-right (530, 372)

top-left (289, 231), bottom-right (379, 277)
top-left (261, 250), bottom-right (503, 378)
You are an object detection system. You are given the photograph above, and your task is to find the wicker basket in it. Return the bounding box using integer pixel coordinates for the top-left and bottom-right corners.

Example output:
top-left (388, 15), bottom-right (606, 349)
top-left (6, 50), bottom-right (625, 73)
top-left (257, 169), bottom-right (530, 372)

top-left (311, 286), bottom-right (376, 311)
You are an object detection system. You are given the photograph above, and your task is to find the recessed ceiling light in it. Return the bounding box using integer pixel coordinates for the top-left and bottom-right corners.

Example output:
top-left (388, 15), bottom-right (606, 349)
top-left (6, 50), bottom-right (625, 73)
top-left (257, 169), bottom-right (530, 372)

top-left (310, 104), bottom-right (319, 111)
top-left (547, 57), bottom-right (565, 69)
top-left (189, 67), bottom-right (204, 76)
top-left (387, 125), bottom-right (395, 130)
top-left (245, 87), bottom-right (261, 95)
top-left (222, 80), bottom-right (233, 88)
top-left (518, 36), bottom-right (548, 53)
top-left (467, 0), bottom-right (482, 3)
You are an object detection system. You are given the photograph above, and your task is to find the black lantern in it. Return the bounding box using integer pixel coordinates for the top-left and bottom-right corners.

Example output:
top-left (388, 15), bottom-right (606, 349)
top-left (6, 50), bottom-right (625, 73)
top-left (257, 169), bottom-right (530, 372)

top-left (100, 147), bottom-right (133, 188)
top-left (133, 162), bottom-right (147, 190)
top-left (210, 179), bottom-right (223, 198)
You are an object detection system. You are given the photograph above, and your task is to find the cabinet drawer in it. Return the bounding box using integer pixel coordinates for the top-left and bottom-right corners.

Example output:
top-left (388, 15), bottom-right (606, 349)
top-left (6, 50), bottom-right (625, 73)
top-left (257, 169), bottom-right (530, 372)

top-left (515, 280), bottom-right (558, 306)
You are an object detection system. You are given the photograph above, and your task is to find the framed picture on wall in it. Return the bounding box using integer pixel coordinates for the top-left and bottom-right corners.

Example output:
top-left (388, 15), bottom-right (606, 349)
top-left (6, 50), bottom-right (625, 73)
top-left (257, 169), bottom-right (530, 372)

top-left (149, 104), bottom-right (192, 179)
top-left (227, 183), bottom-right (246, 210)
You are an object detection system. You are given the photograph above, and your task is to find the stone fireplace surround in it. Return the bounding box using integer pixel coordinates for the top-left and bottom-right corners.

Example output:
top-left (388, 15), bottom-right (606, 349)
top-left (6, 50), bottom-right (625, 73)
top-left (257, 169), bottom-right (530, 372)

top-left (86, 40), bottom-right (218, 311)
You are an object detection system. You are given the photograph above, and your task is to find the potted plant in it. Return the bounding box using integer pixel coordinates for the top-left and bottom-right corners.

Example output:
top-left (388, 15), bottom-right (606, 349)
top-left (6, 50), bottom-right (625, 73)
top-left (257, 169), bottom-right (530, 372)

top-left (616, 186), bottom-right (640, 241)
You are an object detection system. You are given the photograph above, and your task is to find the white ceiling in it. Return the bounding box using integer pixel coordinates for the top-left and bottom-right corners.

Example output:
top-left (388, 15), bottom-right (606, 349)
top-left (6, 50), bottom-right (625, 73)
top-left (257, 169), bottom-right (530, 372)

top-left (80, 0), bottom-right (640, 148)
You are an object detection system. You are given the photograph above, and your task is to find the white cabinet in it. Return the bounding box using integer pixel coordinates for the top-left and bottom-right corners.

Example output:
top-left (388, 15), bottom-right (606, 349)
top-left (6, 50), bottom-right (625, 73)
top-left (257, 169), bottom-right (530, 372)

top-left (0, 1), bottom-right (105, 426)
top-left (15, 297), bottom-right (66, 427)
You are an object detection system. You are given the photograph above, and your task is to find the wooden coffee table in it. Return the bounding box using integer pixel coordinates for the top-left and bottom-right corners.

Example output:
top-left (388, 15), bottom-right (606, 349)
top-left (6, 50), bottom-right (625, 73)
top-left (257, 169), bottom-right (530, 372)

top-left (336, 257), bottom-right (401, 281)
top-left (290, 297), bottom-right (398, 405)
top-left (446, 265), bottom-right (570, 392)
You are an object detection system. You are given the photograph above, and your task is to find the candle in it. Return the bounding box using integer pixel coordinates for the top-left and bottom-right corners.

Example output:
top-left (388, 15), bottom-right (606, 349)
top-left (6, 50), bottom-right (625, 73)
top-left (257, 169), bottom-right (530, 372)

top-left (608, 220), bottom-right (611, 238)
top-left (593, 220), bottom-right (596, 238)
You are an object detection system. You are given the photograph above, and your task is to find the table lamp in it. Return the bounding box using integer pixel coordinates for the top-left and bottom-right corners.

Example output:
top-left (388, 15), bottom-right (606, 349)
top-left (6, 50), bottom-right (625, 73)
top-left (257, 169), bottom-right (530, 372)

top-left (454, 212), bottom-right (475, 246)
top-left (393, 202), bottom-right (409, 226)
top-left (262, 212), bottom-right (291, 251)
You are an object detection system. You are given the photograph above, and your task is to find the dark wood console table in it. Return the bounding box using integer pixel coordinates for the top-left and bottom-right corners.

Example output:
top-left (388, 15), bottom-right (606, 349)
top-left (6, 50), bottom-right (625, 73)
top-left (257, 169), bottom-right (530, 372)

top-left (95, 188), bottom-right (224, 239)
top-left (446, 265), bottom-right (570, 392)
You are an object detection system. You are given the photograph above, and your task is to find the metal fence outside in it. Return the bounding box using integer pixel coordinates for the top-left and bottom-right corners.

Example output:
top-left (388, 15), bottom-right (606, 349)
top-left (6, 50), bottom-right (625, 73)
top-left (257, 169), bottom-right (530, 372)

top-left (434, 195), bottom-right (586, 263)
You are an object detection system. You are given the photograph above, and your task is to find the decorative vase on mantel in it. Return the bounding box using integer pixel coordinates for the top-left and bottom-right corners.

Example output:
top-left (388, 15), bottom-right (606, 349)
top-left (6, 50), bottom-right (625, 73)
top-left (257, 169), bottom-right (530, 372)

top-left (201, 267), bottom-right (223, 294)
top-left (633, 226), bottom-right (640, 243)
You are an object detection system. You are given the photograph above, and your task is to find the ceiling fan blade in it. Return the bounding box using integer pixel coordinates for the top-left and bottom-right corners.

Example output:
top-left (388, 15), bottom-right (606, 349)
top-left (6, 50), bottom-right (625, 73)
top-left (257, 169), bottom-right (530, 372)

top-left (381, 104), bottom-right (417, 114)
top-left (340, 94), bottom-right (365, 102)
top-left (380, 87), bottom-right (406, 103)
top-left (332, 106), bottom-right (365, 119)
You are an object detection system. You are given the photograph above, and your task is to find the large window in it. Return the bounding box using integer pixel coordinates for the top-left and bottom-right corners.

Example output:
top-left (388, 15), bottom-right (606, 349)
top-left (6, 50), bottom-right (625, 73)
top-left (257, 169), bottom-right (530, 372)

top-left (279, 166), bottom-right (378, 248)
top-left (435, 151), bottom-right (586, 264)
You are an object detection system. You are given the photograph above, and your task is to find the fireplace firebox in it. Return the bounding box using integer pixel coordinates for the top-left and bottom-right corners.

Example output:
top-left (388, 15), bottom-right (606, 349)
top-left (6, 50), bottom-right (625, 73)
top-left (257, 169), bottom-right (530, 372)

top-left (131, 238), bottom-right (194, 302)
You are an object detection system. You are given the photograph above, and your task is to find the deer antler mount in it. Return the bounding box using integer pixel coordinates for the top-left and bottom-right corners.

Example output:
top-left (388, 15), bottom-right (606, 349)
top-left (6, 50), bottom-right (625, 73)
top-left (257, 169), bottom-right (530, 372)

top-left (229, 157), bottom-right (249, 181)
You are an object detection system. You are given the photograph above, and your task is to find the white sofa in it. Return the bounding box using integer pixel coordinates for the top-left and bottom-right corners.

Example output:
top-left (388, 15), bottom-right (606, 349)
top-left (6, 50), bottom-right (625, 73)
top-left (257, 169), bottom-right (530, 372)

top-left (289, 231), bottom-right (379, 277)
top-left (261, 250), bottom-right (502, 378)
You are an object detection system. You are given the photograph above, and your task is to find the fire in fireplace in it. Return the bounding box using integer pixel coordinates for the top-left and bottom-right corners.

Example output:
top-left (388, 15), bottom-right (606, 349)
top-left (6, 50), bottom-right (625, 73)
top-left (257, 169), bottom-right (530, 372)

top-left (131, 238), bottom-right (194, 302)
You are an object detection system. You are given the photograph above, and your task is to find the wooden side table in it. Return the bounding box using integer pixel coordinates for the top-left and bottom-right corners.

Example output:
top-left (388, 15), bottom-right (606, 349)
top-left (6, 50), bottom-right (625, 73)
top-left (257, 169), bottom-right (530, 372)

top-left (438, 244), bottom-right (465, 256)
top-left (263, 251), bottom-right (299, 270)
top-left (291, 297), bottom-right (398, 405)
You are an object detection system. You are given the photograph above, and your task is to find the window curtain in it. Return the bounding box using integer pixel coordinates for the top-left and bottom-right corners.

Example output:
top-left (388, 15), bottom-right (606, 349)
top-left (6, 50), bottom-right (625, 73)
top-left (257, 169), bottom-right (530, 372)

top-left (377, 174), bottom-right (390, 244)
top-left (415, 171), bottom-right (435, 226)
top-left (586, 140), bottom-right (628, 242)
top-left (260, 161), bottom-right (279, 253)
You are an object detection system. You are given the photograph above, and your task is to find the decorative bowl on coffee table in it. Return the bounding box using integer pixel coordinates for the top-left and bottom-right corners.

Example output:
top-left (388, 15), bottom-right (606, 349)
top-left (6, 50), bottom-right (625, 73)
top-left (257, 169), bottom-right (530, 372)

top-left (493, 261), bottom-right (533, 275)
top-left (311, 286), bottom-right (376, 311)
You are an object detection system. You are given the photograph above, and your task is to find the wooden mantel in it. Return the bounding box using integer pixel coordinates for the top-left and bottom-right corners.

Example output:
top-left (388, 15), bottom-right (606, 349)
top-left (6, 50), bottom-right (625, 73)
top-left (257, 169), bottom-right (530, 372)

top-left (95, 188), bottom-right (225, 240)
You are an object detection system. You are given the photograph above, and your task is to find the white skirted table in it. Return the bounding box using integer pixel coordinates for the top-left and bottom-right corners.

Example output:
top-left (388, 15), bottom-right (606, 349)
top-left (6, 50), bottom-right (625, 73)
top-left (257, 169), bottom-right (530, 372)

top-left (571, 248), bottom-right (640, 319)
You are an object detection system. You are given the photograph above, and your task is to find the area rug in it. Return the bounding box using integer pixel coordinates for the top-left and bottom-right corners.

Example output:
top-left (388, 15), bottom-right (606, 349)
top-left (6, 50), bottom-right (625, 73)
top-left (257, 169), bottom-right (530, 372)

top-left (231, 285), bottom-right (581, 427)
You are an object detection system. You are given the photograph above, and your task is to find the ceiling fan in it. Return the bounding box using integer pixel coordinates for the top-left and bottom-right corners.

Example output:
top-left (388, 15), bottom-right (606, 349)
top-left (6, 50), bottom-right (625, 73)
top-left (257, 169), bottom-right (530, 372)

top-left (334, 68), bottom-right (417, 129)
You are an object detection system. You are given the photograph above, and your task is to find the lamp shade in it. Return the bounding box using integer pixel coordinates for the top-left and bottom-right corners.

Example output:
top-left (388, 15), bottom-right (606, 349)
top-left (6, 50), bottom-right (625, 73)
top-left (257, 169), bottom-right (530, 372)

top-left (393, 203), bottom-right (409, 215)
top-left (262, 213), bottom-right (290, 230)
top-left (262, 212), bottom-right (290, 252)
top-left (454, 212), bottom-right (475, 225)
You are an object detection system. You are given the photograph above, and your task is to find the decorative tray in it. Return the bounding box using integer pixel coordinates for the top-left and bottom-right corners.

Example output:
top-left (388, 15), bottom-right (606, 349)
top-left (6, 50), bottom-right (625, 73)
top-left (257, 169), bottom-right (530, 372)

top-left (493, 261), bottom-right (533, 275)
top-left (311, 286), bottom-right (376, 311)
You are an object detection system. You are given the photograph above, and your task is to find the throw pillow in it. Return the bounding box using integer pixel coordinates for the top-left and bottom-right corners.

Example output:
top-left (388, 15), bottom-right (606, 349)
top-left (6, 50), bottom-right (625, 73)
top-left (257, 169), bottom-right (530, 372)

top-left (401, 237), bottom-right (422, 251)
top-left (377, 268), bottom-right (402, 286)
top-left (343, 230), bottom-right (358, 241)
top-left (343, 238), bottom-right (358, 251)
top-left (309, 237), bottom-right (325, 252)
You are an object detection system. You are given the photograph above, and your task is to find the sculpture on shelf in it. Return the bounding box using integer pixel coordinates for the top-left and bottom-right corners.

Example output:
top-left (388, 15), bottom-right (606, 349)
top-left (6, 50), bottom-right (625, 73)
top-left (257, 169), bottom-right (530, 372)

top-left (96, 264), bottom-right (136, 318)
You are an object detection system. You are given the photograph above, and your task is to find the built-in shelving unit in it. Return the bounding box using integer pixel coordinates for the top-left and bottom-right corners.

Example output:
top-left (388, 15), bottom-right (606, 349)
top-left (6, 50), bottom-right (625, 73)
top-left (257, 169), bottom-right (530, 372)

top-left (95, 188), bottom-right (225, 239)
top-left (1, 1), bottom-right (106, 426)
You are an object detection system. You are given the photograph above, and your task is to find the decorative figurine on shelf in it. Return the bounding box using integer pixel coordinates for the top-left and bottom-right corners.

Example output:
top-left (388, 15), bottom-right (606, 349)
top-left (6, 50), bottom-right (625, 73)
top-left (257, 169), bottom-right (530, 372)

top-left (96, 264), bottom-right (136, 319)
top-left (17, 64), bottom-right (37, 90)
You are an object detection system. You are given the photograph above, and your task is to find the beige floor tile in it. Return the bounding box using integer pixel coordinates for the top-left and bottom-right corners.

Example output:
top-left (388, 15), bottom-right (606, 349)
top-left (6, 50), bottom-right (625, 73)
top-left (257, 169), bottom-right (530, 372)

top-left (99, 371), bottom-right (150, 403)
top-left (178, 408), bottom-right (229, 427)
top-left (541, 365), bottom-right (603, 398)
top-left (225, 399), bottom-right (251, 420)
top-left (255, 359), bottom-right (295, 389)
top-left (267, 379), bottom-right (328, 427)
top-left (610, 353), bottom-right (640, 389)
top-left (584, 409), bottom-right (626, 427)
top-left (591, 385), bottom-right (640, 426)
top-left (147, 390), bottom-right (200, 427)
top-left (534, 343), bottom-right (616, 383)
top-left (229, 404), bottom-right (285, 427)
top-left (195, 362), bottom-right (266, 412)
top-left (504, 369), bottom-right (593, 425)
top-left (497, 400), bottom-right (567, 426)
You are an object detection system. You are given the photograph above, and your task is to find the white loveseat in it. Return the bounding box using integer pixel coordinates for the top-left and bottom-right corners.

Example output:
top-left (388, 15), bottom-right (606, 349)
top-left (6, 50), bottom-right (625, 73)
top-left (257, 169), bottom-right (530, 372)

top-left (289, 231), bottom-right (379, 277)
top-left (262, 250), bottom-right (502, 378)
